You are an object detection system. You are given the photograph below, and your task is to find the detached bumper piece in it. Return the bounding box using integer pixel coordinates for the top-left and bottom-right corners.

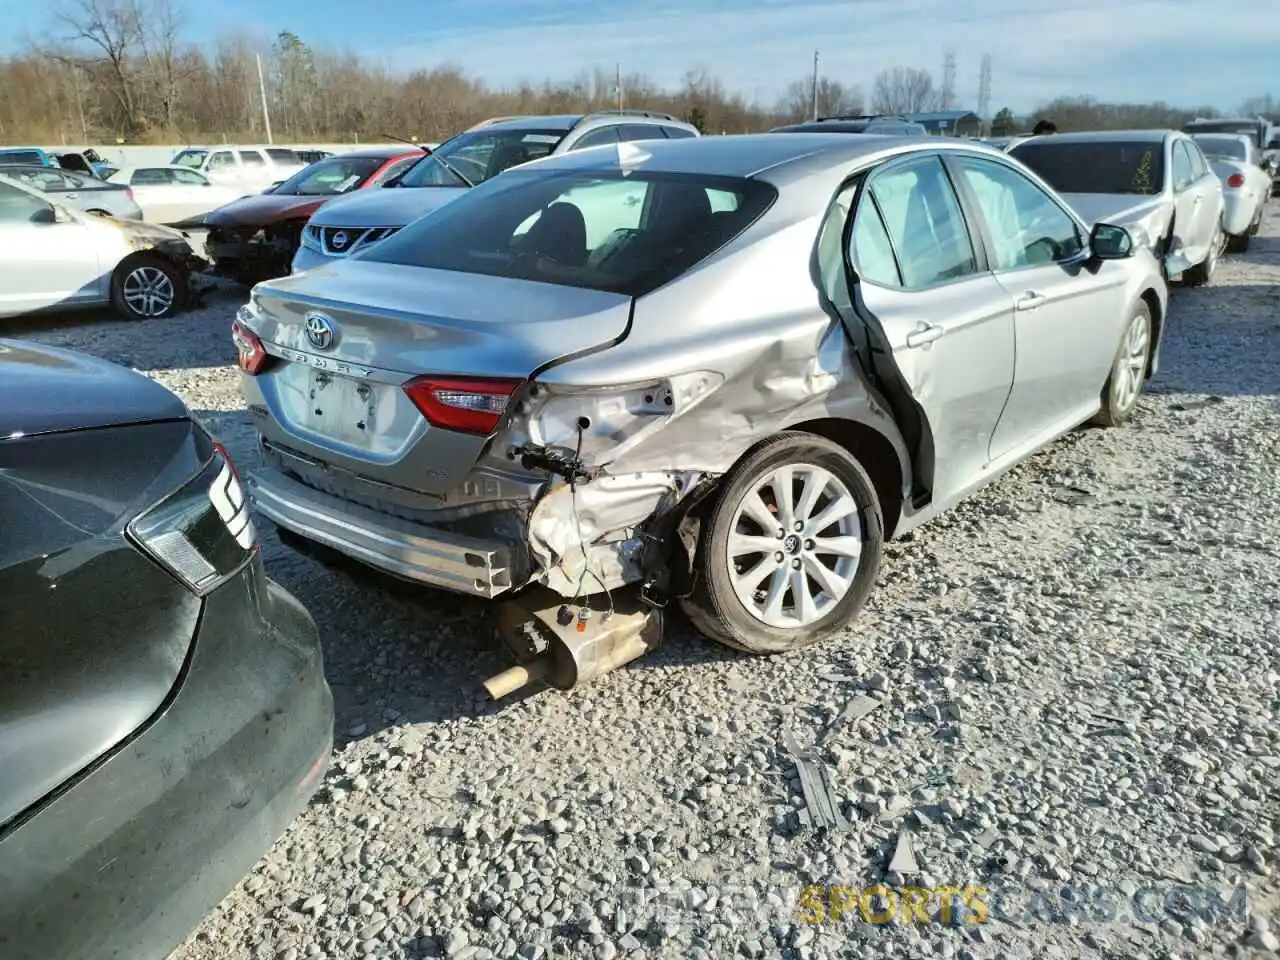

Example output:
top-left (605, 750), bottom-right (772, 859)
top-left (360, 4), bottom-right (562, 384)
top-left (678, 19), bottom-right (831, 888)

top-left (248, 467), bottom-right (516, 597)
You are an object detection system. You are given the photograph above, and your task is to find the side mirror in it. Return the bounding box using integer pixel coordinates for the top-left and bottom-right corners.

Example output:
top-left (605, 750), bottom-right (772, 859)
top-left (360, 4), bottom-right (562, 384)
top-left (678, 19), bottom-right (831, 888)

top-left (29, 205), bottom-right (57, 225)
top-left (1090, 222), bottom-right (1134, 260)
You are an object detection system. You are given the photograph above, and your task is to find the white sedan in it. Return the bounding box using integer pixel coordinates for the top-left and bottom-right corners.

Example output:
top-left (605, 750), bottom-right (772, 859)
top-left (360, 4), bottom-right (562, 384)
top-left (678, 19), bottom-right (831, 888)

top-left (1192, 133), bottom-right (1271, 251)
top-left (106, 165), bottom-right (248, 226)
top-left (0, 175), bottom-right (200, 319)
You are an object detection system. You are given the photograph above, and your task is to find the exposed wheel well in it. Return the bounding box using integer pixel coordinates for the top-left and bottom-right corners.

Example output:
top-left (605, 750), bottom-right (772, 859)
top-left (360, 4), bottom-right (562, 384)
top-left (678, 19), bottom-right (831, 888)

top-left (1139, 287), bottom-right (1162, 380)
top-left (785, 418), bottom-right (905, 538)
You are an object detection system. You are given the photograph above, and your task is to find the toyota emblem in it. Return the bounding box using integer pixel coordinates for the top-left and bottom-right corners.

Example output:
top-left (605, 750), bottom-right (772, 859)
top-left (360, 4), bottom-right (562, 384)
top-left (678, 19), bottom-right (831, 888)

top-left (304, 312), bottom-right (337, 350)
top-left (330, 230), bottom-right (349, 250)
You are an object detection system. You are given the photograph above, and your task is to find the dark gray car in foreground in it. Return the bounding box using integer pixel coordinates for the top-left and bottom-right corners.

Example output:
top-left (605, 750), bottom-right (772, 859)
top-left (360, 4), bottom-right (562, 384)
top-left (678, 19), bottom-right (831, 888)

top-left (0, 340), bottom-right (333, 960)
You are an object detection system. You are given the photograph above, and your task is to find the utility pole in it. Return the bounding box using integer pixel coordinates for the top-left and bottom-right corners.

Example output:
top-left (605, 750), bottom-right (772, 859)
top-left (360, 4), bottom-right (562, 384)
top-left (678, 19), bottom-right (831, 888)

top-left (256, 52), bottom-right (274, 144)
top-left (940, 49), bottom-right (957, 112)
top-left (811, 50), bottom-right (820, 121)
top-left (615, 63), bottom-right (623, 113)
top-left (977, 54), bottom-right (993, 136)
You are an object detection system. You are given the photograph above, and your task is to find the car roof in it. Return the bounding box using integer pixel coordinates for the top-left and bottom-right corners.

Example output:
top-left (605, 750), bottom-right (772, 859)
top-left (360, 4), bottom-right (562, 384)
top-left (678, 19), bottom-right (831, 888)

top-left (0, 163), bottom-right (79, 174)
top-left (476, 113), bottom-right (691, 134)
top-left (1014, 129), bottom-right (1174, 145)
top-left (115, 164), bottom-right (204, 174)
top-left (511, 132), bottom-right (1006, 186)
top-left (331, 145), bottom-right (425, 160)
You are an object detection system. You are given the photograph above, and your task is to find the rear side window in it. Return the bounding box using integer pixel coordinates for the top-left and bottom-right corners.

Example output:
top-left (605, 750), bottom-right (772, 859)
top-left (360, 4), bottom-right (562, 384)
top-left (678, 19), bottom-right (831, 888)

top-left (361, 170), bottom-right (776, 297)
top-left (571, 127), bottom-right (622, 151)
top-left (171, 168), bottom-right (208, 185)
top-left (239, 150), bottom-right (266, 169)
top-left (618, 124), bottom-right (666, 142)
top-left (661, 125), bottom-right (697, 139)
top-left (132, 168), bottom-right (172, 185)
top-left (266, 148), bottom-right (300, 163)
top-left (863, 155), bottom-right (977, 289)
top-left (0, 151), bottom-right (45, 165)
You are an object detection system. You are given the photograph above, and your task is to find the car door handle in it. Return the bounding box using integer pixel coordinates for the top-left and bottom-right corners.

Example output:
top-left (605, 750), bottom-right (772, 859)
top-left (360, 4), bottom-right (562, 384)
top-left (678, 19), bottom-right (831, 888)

top-left (1015, 291), bottom-right (1047, 311)
top-left (905, 323), bottom-right (944, 348)
top-left (1193, 195), bottom-right (1203, 205)
top-left (64, 192), bottom-right (79, 199)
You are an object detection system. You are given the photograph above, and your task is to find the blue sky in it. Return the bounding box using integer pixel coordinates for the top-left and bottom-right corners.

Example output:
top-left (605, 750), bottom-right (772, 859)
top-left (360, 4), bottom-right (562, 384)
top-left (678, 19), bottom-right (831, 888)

top-left (4, 0), bottom-right (1274, 113)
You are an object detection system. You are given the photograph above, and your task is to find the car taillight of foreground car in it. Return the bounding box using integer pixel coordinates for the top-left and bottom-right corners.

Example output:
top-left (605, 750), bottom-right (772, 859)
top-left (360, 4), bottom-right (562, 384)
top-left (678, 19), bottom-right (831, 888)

top-left (128, 438), bottom-right (258, 594)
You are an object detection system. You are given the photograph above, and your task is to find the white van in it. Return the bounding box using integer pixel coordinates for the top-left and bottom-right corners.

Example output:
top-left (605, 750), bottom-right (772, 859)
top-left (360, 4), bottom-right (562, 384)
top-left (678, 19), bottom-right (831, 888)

top-left (171, 145), bottom-right (307, 192)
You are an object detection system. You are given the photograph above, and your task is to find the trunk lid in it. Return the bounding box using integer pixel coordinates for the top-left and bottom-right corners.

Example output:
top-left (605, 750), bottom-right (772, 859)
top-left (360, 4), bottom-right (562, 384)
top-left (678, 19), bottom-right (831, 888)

top-left (244, 261), bottom-right (632, 496)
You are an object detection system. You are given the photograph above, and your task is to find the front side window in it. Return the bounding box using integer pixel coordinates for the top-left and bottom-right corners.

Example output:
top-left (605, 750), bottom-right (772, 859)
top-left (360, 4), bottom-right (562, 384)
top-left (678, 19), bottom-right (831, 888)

top-left (170, 168), bottom-right (209, 186)
top-left (0, 180), bottom-right (52, 222)
top-left (361, 170), bottom-right (775, 297)
top-left (864, 155), bottom-right (977, 289)
top-left (1011, 141), bottom-right (1165, 196)
top-left (207, 152), bottom-right (236, 172)
top-left (952, 156), bottom-right (1083, 269)
top-left (397, 129), bottom-right (566, 188)
top-left (1183, 140), bottom-right (1209, 180)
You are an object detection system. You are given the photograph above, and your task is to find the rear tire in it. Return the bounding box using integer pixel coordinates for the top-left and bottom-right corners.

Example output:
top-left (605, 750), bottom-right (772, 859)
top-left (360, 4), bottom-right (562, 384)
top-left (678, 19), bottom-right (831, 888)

top-left (1182, 224), bottom-right (1223, 286)
top-left (1092, 301), bottom-right (1153, 428)
top-left (85, 208), bottom-right (112, 217)
top-left (110, 254), bottom-right (187, 319)
top-left (1227, 232), bottom-right (1250, 253)
top-left (680, 432), bottom-right (883, 654)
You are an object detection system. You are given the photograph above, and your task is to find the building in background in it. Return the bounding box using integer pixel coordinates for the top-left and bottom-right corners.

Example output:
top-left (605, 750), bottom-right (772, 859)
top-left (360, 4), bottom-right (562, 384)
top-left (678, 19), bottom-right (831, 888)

top-left (905, 110), bottom-right (983, 136)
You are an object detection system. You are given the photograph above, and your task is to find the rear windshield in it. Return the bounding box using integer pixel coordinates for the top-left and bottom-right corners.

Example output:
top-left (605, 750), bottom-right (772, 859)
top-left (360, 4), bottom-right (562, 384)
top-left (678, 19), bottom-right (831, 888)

top-left (273, 156), bottom-right (383, 195)
top-left (172, 149), bottom-right (207, 168)
top-left (361, 169), bottom-right (776, 296)
top-left (0, 151), bottom-right (45, 165)
top-left (1011, 141), bottom-right (1165, 195)
top-left (1193, 135), bottom-right (1249, 161)
top-left (1183, 120), bottom-right (1262, 145)
top-left (397, 128), bottom-right (568, 188)
top-left (267, 148), bottom-right (301, 164)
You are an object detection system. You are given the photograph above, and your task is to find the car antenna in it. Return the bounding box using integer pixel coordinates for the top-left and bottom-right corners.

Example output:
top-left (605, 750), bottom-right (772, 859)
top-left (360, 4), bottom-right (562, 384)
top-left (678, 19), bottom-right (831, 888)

top-left (379, 133), bottom-right (432, 154)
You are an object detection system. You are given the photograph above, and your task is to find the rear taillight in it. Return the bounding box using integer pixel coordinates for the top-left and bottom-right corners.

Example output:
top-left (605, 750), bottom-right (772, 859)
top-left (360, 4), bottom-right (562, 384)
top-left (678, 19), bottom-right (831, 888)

top-left (403, 376), bottom-right (521, 435)
top-left (1226, 173), bottom-right (1245, 188)
top-left (124, 187), bottom-right (135, 200)
top-left (127, 445), bottom-right (256, 596)
top-left (232, 317), bottom-right (271, 374)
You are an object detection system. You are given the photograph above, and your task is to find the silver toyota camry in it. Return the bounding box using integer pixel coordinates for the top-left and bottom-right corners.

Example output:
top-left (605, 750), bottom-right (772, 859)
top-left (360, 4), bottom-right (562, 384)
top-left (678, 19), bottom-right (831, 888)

top-left (234, 134), bottom-right (1166, 688)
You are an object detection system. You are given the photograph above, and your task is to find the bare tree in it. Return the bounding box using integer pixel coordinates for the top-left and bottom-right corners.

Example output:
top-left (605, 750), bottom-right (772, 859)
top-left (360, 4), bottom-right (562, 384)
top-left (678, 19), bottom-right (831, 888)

top-left (42, 0), bottom-right (145, 133)
top-left (870, 66), bottom-right (937, 115)
top-left (776, 76), bottom-right (864, 122)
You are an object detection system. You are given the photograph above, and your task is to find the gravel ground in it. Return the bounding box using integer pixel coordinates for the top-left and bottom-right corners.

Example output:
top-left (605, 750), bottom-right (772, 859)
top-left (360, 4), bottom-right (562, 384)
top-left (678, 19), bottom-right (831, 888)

top-left (15, 206), bottom-right (1280, 960)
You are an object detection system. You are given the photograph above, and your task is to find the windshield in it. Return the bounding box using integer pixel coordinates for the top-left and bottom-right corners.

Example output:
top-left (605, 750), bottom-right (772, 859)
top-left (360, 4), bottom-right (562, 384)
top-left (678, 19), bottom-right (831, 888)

top-left (1194, 135), bottom-right (1248, 161)
top-left (172, 149), bottom-right (208, 169)
top-left (272, 156), bottom-right (385, 196)
top-left (361, 169), bottom-right (775, 297)
top-left (1012, 141), bottom-right (1165, 195)
top-left (396, 128), bottom-right (566, 188)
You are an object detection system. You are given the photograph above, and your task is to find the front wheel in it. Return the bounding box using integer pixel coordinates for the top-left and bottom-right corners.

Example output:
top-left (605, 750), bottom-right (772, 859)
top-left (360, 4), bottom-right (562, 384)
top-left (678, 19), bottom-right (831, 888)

top-left (1093, 301), bottom-right (1153, 427)
top-left (111, 255), bottom-right (187, 319)
top-left (680, 432), bottom-right (883, 654)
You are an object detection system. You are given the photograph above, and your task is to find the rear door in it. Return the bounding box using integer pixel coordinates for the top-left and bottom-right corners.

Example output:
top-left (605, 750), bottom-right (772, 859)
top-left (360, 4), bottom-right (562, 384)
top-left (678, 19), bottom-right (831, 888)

top-left (947, 153), bottom-right (1129, 456)
top-left (1182, 139), bottom-right (1223, 250)
top-left (128, 167), bottom-right (185, 222)
top-left (204, 149), bottom-right (240, 186)
top-left (840, 153), bottom-right (1017, 508)
top-left (1169, 139), bottom-right (1210, 266)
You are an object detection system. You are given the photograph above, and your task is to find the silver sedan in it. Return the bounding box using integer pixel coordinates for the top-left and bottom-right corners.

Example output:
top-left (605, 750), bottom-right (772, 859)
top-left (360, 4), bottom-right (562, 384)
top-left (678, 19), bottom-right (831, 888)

top-left (234, 134), bottom-right (1166, 683)
top-left (0, 164), bottom-right (142, 220)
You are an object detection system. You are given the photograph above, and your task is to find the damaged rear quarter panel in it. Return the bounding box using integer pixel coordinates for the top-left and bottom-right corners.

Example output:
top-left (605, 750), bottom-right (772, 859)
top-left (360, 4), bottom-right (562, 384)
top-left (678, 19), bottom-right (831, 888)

top-left (509, 210), bottom-right (913, 593)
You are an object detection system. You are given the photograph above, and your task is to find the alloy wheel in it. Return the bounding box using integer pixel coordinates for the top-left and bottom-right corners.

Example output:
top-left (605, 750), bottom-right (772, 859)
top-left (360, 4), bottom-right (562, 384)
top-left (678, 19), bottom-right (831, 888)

top-left (725, 464), bottom-right (863, 629)
top-left (122, 265), bottom-right (175, 318)
top-left (1111, 310), bottom-right (1150, 415)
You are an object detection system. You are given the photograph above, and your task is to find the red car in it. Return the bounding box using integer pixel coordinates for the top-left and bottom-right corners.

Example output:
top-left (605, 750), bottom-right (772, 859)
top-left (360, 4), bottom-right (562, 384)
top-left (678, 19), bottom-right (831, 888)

top-left (203, 146), bottom-right (425, 284)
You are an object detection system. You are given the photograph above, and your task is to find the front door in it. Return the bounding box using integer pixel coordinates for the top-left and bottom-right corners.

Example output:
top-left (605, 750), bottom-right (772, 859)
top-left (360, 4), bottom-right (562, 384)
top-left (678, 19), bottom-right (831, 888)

top-left (946, 153), bottom-right (1130, 460)
top-left (840, 153), bottom-right (1017, 509)
top-left (0, 182), bottom-right (102, 317)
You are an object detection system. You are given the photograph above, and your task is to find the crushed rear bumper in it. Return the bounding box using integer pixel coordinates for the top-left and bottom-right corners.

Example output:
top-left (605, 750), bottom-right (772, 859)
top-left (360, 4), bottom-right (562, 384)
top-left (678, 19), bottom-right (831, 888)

top-left (248, 466), bottom-right (520, 597)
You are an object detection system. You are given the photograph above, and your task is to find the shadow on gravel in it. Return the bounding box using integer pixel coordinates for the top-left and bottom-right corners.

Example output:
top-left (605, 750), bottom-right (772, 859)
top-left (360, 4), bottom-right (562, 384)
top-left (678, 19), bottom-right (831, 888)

top-left (262, 530), bottom-right (742, 749)
top-left (1234, 232), bottom-right (1279, 268)
top-left (1153, 282), bottom-right (1280, 397)
top-left (5, 281), bottom-right (244, 373)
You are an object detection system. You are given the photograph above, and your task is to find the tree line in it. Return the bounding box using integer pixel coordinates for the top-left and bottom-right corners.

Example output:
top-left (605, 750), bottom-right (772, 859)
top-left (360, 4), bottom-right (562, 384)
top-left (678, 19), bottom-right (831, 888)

top-left (1, 0), bottom-right (1274, 146)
